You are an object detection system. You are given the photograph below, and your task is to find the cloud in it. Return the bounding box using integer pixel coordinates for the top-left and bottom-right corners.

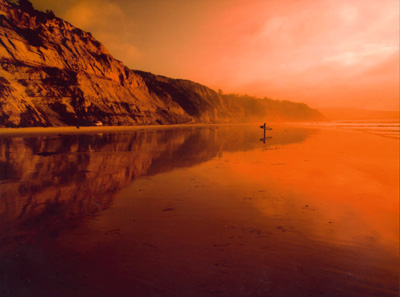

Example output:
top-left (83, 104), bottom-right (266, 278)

top-left (322, 44), bottom-right (398, 67)
top-left (184, 0), bottom-right (399, 109)
top-left (63, 0), bottom-right (143, 66)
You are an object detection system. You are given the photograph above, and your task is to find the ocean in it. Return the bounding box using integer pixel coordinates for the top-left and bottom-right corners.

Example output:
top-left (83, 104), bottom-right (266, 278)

top-left (311, 119), bottom-right (400, 139)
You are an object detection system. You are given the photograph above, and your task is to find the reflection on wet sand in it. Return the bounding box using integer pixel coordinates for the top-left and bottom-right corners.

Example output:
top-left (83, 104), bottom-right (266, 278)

top-left (0, 126), bottom-right (311, 248)
top-left (0, 125), bottom-right (398, 297)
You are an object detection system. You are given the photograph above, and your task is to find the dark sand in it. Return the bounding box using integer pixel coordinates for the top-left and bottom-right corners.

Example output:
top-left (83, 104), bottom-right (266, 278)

top-left (0, 124), bottom-right (398, 297)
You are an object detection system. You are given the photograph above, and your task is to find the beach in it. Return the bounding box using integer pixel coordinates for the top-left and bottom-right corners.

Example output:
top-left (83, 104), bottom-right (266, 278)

top-left (0, 124), bottom-right (398, 297)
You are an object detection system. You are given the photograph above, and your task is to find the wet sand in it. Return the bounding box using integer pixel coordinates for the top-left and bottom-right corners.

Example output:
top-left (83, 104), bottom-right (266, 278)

top-left (0, 123), bottom-right (253, 137)
top-left (0, 124), bottom-right (398, 297)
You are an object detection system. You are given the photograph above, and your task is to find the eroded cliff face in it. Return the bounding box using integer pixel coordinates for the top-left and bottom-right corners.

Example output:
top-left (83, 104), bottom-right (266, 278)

top-left (0, 0), bottom-right (323, 127)
top-left (0, 0), bottom-right (193, 127)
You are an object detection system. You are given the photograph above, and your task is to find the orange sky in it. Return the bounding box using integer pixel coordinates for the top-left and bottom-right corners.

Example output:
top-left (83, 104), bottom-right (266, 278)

top-left (31, 0), bottom-right (399, 110)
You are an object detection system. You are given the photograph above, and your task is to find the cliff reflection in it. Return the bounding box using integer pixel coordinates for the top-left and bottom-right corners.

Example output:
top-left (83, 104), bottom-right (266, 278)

top-left (0, 126), bottom-right (313, 248)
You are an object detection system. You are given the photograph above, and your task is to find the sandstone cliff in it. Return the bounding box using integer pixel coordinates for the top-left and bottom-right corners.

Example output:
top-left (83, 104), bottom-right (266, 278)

top-left (0, 0), bottom-right (323, 127)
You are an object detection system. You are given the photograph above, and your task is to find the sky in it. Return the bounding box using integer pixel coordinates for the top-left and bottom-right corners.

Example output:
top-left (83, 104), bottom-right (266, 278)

top-left (31, 0), bottom-right (399, 110)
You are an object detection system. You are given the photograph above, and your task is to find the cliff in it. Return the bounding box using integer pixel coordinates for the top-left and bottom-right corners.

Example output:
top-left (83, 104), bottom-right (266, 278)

top-left (0, 0), bottom-right (323, 127)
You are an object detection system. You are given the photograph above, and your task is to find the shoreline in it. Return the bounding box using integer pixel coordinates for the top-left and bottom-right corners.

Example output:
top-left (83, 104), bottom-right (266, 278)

top-left (0, 122), bottom-right (285, 137)
top-left (0, 120), bottom-right (398, 140)
top-left (0, 123), bottom-right (239, 137)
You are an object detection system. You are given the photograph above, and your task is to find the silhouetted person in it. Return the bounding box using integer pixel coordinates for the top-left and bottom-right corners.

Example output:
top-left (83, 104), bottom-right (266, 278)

top-left (260, 123), bottom-right (267, 140)
top-left (260, 123), bottom-right (272, 143)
